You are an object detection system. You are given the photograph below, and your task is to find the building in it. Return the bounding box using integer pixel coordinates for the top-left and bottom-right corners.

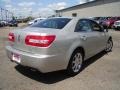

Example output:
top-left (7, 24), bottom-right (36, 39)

top-left (56, 0), bottom-right (120, 18)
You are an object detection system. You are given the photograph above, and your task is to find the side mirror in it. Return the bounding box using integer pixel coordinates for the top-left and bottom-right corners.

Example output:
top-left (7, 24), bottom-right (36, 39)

top-left (100, 25), bottom-right (108, 32)
top-left (104, 29), bottom-right (108, 32)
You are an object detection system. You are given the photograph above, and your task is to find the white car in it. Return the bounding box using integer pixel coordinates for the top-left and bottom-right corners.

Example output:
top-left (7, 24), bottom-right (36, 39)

top-left (28, 18), bottom-right (46, 25)
top-left (0, 20), bottom-right (8, 26)
top-left (113, 20), bottom-right (120, 30)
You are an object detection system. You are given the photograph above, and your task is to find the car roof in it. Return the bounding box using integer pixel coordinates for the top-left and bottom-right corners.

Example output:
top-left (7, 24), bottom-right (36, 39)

top-left (47, 17), bottom-right (93, 20)
top-left (34, 18), bottom-right (46, 20)
top-left (48, 17), bottom-right (73, 19)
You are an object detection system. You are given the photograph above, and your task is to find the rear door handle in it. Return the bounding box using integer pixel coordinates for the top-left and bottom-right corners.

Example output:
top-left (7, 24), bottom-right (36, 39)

top-left (80, 36), bottom-right (87, 40)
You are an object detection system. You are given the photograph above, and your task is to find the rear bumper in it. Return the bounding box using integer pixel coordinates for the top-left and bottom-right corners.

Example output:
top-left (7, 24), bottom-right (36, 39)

top-left (6, 45), bottom-right (67, 73)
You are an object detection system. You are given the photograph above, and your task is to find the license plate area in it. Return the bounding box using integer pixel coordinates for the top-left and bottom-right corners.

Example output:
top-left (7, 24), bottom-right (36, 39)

top-left (12, 53), bottom-right (21, 63)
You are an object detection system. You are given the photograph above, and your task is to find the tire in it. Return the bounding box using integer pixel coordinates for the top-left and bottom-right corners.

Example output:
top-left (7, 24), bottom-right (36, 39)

top-left (105, 39), bottom-right (113, 52)
top-left (67, 50), bottom-right (83, 76)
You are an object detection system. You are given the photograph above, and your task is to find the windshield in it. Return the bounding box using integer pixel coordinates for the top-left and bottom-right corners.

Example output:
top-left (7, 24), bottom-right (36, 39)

top-left (31, 18), bottom-right (71, 29)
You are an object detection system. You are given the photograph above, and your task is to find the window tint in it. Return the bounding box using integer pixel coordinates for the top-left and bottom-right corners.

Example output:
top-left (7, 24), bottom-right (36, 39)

top-left (90, 20), bottom-right (102, 31)
top-left (31, 18), bottom-right (71, 29)
top-left (75, 19), bottom-right (91, 32)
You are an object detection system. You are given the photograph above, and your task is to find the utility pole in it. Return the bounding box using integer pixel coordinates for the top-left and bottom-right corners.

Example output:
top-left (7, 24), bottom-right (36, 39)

top-left (1, 8), bottom-right (3, 21)
top-left (5, 10), bottom-right (8, 21)
top-left (0, 7), bottom-right (14, 21)
top-left (11, 12), bottom-right (13, 20)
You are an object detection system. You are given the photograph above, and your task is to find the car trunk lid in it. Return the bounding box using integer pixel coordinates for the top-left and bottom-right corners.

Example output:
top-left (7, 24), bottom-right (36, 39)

top-left (9, 27), bottom-right (59, 54)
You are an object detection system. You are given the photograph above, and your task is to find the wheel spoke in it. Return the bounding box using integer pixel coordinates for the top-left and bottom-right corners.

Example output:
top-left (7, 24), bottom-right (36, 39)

top-left (72, 52), bottom-right (82, 73)
top-left (106, 40), bottom-right (112, 52)
top-left (77, 53), bottom-right (81, 58)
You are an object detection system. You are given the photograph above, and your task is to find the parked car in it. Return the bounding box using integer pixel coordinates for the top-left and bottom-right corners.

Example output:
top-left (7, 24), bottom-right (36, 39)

top-left (98, 17), bottom-right (110, 25)
top-left (93, 17), bottom-right (101, 24)
top-left (0, 21), bottom-right (3, 27)
top-left (8, 20), bottom-right (18, 27)
top-left (28, 18), bottom-right (46, 25)
top-left (94, 17), bottom-right (108, 28)
top-left (6, 17), bottom-right (113, 76)
top-left (1, 20), bottom-right (6, 26)
top-left (113, 20), bottom-right (120, 30)
top-left (102, 17), bottom-right (120, 29)
top-left (0, 20), bottom-right (6, 27)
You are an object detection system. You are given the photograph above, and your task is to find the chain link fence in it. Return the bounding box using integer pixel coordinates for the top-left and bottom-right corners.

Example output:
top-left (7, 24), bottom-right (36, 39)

top-left (0, 8), bottom-right (13, 21)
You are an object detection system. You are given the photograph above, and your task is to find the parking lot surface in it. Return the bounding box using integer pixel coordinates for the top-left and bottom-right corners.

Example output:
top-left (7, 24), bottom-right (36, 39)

top-left (0, 25), bottom-right (120, 90)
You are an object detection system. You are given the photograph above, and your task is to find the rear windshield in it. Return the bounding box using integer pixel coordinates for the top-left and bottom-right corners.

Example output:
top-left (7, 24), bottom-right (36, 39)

top-left (31, 18), bottom-right (71, 29)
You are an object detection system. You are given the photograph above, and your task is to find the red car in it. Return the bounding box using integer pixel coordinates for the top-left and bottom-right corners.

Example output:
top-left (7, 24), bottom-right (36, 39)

top-left (102, 17), bottom-right (120, 29)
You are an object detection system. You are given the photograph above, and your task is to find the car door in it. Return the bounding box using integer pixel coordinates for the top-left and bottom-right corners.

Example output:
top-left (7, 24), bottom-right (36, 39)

top-left (89, 20), bottom-right (107, 52)
top-left (75, 19), bottom-right (103, 59)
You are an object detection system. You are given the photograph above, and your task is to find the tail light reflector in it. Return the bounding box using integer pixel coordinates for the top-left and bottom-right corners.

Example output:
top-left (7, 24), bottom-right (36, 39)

top-left (25, 35), bottom-right (56, 47)
top-left (8, 33), bottom-right (15, 42)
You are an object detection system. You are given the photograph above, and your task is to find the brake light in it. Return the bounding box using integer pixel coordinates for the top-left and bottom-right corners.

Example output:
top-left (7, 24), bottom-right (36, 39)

top-left (25, 35), bottom-right (56, 47)
top-left (8, 33), bottom-right (15, 42)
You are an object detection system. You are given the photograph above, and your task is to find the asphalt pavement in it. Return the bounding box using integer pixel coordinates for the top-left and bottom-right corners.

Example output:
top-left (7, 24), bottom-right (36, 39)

top-left (0, 25), bottom-right (120, 90)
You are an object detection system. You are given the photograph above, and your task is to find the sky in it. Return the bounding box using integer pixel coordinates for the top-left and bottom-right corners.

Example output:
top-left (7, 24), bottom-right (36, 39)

top-left (0, 0), bottom-right (94, 18)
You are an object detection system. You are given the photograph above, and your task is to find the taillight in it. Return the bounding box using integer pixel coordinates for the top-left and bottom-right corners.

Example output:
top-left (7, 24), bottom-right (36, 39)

top-left (8, 33), bottom-right (15, 42)
top-left (25, 35), bottom-right (56, 47)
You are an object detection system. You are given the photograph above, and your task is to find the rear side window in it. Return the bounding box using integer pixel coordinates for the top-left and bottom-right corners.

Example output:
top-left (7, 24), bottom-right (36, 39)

top-left (31, 18), bottom-right (71, 29)
top-left (75, 19), bottom-right (92, 32)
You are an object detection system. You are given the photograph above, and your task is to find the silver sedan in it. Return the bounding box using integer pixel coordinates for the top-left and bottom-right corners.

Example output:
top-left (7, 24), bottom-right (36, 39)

top-left (6, 17), bottom-right (113, 76)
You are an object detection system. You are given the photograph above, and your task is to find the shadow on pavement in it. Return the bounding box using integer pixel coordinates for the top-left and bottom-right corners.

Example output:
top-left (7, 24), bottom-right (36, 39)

top-left (15, 51), bottom-right (107, 84)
